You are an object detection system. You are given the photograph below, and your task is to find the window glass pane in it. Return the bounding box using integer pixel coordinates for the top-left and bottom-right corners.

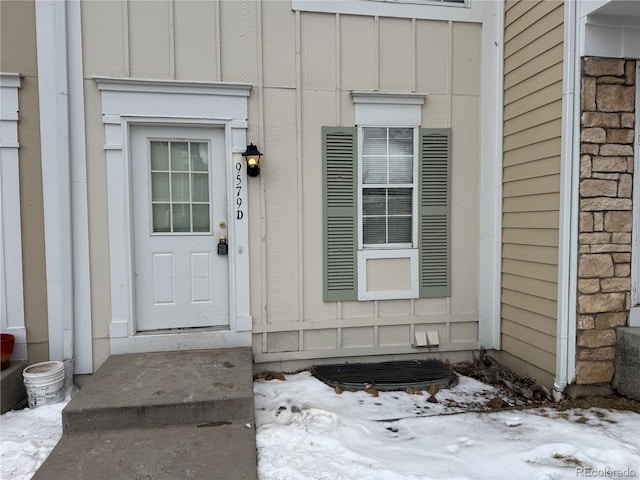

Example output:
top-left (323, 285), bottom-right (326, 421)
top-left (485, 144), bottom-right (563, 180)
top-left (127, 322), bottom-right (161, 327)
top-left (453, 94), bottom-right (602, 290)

top-left (363, 217), bottom-right (386, 244)
top-left (362, 156), bottom-right (387, 184)
top-left (389, 156), bottom-right (413, 183)
top-left (171, 173), bottom-right (190, 202)
top-left (362, 128), bottom-right (387, 155)
top-left (389, 128), bottom-right (413, 155)
top-left (192, 204), bottom-right (210, 232)
top-left (152, 204), bottom-right (171, 232)
top-left (191, 174), bottom-right (209, 202)
top-left (362, 188), bottom-right (386, 215)
top-left (170, 142), bottom-right (190, 171)
top-left (388, 188), bottom-right (412, 215)
top-left (388, 217), bottom-right (412, 243)
top-left (151, 173), bottom-right (170, 202)
top-left (191, 143), bottom-right (208, 172)
top-left (172, 204), bottom-right (191, 232)
top-left (150, 141), bottom-right (169, 170)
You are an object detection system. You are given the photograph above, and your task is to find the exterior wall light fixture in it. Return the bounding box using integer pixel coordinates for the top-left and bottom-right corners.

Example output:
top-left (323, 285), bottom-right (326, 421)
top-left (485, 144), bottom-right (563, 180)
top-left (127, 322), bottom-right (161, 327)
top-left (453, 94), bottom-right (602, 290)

top-left (242, 143), bottom-right (262, 177)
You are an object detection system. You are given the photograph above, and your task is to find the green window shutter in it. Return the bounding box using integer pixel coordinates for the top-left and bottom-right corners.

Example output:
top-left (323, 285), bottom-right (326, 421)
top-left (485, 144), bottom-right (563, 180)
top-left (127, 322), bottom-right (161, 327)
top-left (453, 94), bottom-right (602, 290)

top-left (322, 126), bottom-right (358, 302)
top-left (419, 128), bottom-right (451, 298)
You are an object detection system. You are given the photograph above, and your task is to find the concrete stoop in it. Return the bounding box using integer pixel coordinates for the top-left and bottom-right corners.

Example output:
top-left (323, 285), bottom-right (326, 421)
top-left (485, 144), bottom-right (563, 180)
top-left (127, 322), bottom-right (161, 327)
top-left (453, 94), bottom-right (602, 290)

top-left (33, 348), bottom-right (258, 480)
top-left (0, 360), bottom-right (27, 413)
top-left (613, 327), bottom-right (640, 401)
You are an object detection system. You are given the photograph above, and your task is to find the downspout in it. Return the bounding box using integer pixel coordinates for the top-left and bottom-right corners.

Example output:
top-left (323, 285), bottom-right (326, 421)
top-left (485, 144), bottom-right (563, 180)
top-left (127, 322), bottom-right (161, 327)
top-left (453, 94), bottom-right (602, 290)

top-left (35, 0), bottom-right (75, 384)
top-left (554, 0), bottom-right (579, 401)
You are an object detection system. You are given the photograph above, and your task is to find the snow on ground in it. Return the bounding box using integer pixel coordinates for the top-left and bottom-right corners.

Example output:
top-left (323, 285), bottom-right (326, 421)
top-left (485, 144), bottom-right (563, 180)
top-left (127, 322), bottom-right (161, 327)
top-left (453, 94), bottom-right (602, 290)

top-left (1, 375), bottom-right (638, 480)
top-left (254, 372), bottom-right (640, 480)
top-left (0, 387), bottom-right (75, 480)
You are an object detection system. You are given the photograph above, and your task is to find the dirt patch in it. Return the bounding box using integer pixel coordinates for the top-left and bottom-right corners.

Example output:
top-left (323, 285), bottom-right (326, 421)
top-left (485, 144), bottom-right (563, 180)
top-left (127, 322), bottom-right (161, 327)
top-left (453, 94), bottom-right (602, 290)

top-left (556, 395), bottom-right (640, 413)
top-left (451, 348), bottom-right (640, 412)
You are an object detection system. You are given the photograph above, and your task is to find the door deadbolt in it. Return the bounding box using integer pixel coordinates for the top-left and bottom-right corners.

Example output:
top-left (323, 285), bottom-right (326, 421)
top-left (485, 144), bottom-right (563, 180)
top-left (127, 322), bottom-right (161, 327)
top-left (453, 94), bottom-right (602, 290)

top-left (217, 236), bottom-right (228, 255)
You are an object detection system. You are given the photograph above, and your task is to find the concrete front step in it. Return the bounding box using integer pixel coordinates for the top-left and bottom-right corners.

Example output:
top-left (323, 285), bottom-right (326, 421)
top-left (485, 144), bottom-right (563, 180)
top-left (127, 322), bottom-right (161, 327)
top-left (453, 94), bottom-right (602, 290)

top-left (63, 348), bottom-right (254, 432)
top-left (613, 327), bottom-right (640, 401)
top-left (33, 420), bottom-right (257, 480)
top-left (0, 360), bottom-right (27, 413)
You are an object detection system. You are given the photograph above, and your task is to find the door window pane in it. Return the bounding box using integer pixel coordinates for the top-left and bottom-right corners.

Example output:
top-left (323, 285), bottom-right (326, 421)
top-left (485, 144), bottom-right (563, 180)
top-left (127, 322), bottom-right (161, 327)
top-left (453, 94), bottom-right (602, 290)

top-left (191, 174), bottom-right (209, 202)
top-left (171, 173), bottom-right (190, 202)
top-left (191, 143), bottom-right (208, 172)
top-left (150, 140), bottom-right (212, 233)
top-left (150, 142), bottom-right (169, 170)
top-left (151, 173), bottom-right (170, 202)
top-left (192, 204), bottom-right (210, 232)
top-left (170, 142), bottom-right (190, 171)
top-left (172, 204), bottom-right (191, 232)
top-left (152, 204), bottom-right (171, 232)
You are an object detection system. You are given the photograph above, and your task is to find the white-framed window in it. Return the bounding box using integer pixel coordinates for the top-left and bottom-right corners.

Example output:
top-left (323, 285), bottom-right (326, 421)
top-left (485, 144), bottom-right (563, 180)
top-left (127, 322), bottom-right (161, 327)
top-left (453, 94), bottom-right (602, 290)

top-left (359, 126), bottom-right (418, 249)
top-left (322, 91), bottom-right (452, 302)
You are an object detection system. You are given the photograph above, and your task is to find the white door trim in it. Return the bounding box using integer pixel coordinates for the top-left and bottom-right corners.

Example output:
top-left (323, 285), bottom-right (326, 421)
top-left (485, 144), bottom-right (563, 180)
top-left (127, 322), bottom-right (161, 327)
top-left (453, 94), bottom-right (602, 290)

top-left (95, 77), bottom-right (253, 354)
top-left (0, 72), bottom-right (26, 360)
top-left (630, 63), bottom-right (640, 327)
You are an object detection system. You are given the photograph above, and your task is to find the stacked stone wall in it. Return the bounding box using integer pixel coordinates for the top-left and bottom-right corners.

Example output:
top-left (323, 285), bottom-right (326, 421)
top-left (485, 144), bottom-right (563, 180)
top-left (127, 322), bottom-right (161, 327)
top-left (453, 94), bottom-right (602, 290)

top-left (578, 57), bottom-right (636, 385)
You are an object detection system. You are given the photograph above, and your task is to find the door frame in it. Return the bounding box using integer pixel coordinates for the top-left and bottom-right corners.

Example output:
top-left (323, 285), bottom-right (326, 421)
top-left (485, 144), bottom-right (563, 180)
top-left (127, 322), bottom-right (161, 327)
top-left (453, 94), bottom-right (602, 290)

top-left (95, 77), bottom-right (253, 354)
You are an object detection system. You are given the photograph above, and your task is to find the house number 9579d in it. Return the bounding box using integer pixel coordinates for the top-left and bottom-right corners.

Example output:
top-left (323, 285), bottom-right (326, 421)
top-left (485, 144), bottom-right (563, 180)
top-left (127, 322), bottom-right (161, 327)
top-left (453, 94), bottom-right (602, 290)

top-left (235, 162), bottom-right (244, 220)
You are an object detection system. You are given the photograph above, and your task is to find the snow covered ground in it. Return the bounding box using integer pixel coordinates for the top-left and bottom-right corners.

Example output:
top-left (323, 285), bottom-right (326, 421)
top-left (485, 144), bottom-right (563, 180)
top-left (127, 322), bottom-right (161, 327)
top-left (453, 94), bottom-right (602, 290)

top-left (1, 374), bottom-right (638, 480)
top-left (0, 386), bottom-right (75, 480)
top-left (254, 372), bottom-right (640, 480)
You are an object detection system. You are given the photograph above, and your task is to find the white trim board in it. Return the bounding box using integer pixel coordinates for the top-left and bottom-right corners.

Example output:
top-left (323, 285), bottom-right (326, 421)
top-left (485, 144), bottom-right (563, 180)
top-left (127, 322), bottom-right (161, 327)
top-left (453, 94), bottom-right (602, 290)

top-left (36, 0), bottom-right (93, 375)
top-left (94, 77), bottom-right (253, 354)
top-left (292, 0), bottom-right (482, 23)
top-left (477, 0), bottom-right (503, 350)
top-left (0, 72), bottom-right (27, 360)
top-left (630, 62), bottom-right (640, 327)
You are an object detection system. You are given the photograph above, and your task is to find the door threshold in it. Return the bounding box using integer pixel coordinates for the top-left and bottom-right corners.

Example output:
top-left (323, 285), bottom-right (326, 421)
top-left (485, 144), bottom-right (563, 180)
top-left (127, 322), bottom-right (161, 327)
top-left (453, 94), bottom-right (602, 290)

top-left (136, 325), bottom-right (230, 336)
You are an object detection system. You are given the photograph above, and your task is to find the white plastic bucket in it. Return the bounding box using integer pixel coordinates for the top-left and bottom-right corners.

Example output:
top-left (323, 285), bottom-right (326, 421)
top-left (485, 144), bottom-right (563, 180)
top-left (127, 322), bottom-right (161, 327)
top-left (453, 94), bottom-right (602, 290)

top-left (23, 361), bottom-right (65, 408)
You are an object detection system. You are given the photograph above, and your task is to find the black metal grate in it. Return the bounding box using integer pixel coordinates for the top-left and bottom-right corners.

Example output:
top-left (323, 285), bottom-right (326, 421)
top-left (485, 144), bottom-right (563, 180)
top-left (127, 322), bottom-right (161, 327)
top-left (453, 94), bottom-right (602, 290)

top-left (311, 359), bottom-right (453, 390)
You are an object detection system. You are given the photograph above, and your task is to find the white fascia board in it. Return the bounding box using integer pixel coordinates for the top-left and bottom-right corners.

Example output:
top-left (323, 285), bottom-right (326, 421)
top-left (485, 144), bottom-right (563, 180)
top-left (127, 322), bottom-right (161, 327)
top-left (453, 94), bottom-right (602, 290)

top-left (352, 91), bottom-right (426, 126)
top-left (351, 91), bottom-right (427, 104)
top-left (94, 76), bottom-right (252, 97)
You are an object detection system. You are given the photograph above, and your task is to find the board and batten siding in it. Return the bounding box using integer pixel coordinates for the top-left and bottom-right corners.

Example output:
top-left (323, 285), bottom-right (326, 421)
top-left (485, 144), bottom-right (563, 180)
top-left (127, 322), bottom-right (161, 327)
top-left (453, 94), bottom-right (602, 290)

top-left (80, 1), bottom-right (482, 369)
top-left (499, 0), bottom-right (564, 386)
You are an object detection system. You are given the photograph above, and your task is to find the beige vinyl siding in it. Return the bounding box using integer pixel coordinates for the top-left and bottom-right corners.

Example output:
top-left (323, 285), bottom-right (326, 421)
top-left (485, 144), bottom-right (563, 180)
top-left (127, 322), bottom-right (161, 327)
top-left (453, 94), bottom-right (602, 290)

top-left (500, 0), bottom-right (564, 386)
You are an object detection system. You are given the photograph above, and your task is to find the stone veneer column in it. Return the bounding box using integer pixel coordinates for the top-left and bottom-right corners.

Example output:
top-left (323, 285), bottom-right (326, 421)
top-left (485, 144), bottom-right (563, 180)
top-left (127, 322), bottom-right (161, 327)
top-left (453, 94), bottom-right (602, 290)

top-left (577, 57), bottom-right (636, 385)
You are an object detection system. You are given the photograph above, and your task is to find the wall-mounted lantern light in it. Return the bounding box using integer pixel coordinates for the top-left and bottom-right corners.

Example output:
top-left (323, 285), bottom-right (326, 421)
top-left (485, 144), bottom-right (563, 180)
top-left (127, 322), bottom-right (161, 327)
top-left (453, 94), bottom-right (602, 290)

top-left (242, 143), bottom-right (262, 177)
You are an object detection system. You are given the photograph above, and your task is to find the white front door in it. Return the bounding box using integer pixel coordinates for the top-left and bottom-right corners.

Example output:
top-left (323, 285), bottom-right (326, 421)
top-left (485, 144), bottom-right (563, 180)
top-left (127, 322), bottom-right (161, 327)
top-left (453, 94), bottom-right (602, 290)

top-left (131, 126), bottom-right (228, 331)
